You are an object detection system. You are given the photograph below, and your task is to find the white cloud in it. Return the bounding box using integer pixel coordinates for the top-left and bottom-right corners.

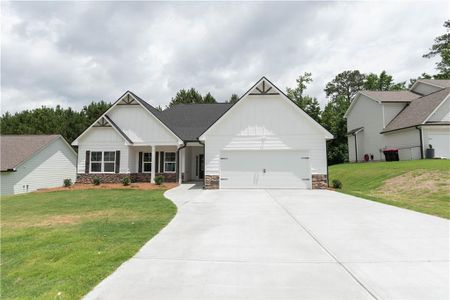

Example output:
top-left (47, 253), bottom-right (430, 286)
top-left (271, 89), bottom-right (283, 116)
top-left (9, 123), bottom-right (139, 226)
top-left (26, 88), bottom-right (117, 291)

top-left (1, 1), bottom-right (447, 113)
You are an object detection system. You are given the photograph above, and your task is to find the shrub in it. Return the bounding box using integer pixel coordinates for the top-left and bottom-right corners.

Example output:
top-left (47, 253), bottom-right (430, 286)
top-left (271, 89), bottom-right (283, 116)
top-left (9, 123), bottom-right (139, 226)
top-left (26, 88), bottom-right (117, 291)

top-left (332, 179), bottom-right (342, 189)
top-left (93, 176), bottom-right (101, 186)
top-left (122, 176), bottom-right (130, 186)
top-left (63, 178), bottom-right (72, 187)
top-left (154, 175), bottom-right (164, 185)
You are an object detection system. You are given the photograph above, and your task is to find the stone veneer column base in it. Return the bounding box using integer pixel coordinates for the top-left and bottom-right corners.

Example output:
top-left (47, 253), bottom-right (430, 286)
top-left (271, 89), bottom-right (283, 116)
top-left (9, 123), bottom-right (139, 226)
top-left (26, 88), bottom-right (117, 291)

top-left (312, 174), bottom-right (328, 189)
top-left (76, 173), bottom-right (177, 184)
top-left (204, 175), bottom-right (219, 189)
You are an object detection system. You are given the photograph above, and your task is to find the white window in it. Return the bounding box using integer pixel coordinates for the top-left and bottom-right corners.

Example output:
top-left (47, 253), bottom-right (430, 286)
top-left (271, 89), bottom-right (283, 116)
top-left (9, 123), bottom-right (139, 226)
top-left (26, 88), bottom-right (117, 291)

top-left (164, 152), bottom-right (176, 173)
top-left (142, 152), bottom-right (152, 173)
top-left (91, 151), bottom-right (115, 173)
top-left (90, 151), bottom-right (102, 173)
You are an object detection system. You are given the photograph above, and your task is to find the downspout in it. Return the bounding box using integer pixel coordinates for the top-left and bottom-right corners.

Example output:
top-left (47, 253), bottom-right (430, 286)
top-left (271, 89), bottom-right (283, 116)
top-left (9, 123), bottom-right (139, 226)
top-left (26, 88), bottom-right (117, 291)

top-left (326, 140), bottom-right (330, 187)
top-left (353, 133), bottom-right (358, 163)
top-left (176, 142), bottom-right (188, 184)
top-left (416, 126), bottom-right (424, 159)
top-left (197, 139), bottom-right (206, 188)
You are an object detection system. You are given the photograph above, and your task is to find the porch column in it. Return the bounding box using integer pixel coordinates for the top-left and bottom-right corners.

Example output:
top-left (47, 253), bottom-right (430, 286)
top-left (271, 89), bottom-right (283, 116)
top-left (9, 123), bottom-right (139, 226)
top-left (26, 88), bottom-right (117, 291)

top-left (151, 145), bottom-right (156, 183)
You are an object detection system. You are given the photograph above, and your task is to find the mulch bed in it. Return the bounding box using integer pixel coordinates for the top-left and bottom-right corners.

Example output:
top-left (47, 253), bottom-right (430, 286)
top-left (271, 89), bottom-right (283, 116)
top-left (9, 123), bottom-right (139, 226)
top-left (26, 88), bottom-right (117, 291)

top-left (37, 182), bottom-right (179, 192)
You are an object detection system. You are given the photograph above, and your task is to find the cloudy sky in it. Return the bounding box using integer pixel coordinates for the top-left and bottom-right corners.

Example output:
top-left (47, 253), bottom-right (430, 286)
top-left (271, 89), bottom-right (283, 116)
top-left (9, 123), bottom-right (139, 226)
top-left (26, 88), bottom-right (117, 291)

top-left (1, 1), bottom-right (448, 113)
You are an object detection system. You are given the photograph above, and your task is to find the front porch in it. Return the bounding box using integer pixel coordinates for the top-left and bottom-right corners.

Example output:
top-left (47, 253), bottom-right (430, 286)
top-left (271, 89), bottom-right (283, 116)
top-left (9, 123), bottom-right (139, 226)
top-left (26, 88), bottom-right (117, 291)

top-left (76, 143), bottom-right (204, 185)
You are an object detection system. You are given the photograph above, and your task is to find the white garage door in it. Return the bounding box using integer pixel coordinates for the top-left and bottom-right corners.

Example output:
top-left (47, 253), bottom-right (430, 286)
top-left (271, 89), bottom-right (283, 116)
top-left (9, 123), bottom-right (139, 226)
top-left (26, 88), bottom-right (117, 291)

top-left (220, 150), bottom-right (311, 189)
top-left (428, 133), bottom-right (450, 158)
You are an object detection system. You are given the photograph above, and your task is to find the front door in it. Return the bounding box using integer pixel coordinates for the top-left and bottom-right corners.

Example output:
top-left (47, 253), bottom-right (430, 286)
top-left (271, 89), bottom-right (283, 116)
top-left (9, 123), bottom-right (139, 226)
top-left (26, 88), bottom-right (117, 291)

top-left (198, 154), bottom-right (205, 179)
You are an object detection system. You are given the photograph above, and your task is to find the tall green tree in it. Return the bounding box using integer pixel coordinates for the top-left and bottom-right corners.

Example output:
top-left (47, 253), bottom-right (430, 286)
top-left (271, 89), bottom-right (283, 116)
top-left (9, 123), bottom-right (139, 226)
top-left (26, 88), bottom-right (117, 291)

top-left (321, 95), bottom-right (350, 165)
top-left (168, 88), bottom-right (217, 107)
top-left (228, 93), bottom-right (239, 104)
top-left (364, 71), bottom-right (406, 91)
top-left (423, 20), bottom-right (450, 79)
top-left (0, 101), bottom-right (111, 143)
top-left (286, 72), bottom-right (322, 122)
top-left (324, 70), bottom-right (366, 103)
top-left (203, 92), bottom-right (217, 104)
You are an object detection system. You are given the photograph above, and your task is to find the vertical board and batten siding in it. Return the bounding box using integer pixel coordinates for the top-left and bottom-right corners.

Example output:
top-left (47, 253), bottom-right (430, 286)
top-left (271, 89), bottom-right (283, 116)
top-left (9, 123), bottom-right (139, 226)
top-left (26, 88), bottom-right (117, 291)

top-left (202, 95), bottom-right (328, 176)
top-left (0, 138), bottom-right (77, 195)
top-left (347, 95), bottom-right (385, 161)
top-left (77, 127), bottom-right (129, 173)
top-left (107, 105), bottom-right (178, 145)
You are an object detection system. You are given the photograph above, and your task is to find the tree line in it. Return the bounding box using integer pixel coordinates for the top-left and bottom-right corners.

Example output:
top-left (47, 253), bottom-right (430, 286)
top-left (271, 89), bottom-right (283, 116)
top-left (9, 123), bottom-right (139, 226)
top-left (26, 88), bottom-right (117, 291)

top-left (1, 21), bottom-right (448, 164)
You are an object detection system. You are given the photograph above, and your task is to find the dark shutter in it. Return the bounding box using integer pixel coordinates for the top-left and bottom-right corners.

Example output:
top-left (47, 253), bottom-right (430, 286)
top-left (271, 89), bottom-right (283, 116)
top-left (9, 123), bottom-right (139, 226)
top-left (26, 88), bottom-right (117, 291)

top-left (85, 151), bottom-right (90, 173)
top-left (155, 151), bottom-right (159, 173)
top-left (115, 150), bottom-right (120, 173)
top-left (138, 152), bottom-right (143, 173)
top-left (160, 151), bottom-right (164, 173)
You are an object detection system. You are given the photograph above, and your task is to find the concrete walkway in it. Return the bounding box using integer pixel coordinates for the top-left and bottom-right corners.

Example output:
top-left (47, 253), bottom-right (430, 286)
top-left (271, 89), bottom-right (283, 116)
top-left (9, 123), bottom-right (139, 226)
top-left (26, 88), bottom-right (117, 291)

top-left (84, 184), bottom-right (449, 300)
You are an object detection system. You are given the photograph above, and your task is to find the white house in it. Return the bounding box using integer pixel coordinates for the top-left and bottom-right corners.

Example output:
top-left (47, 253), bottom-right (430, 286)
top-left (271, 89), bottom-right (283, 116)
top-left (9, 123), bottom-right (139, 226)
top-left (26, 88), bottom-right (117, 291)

top-left (345, 79), bottom-right (450, 162)
top-left (0, 135), bottom-right (77, 195)
top-left (72, 77), bottom-right (333, 189)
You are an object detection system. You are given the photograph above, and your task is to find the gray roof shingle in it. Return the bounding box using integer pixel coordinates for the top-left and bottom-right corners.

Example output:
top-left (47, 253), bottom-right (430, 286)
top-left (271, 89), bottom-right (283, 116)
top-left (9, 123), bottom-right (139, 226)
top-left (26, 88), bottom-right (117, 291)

top-left (382, 88), bottom-right (450, 133)
top-left (0, 135), bottom-right (61, 171)
top-left (361, 90), bottom-right (421, 102)
top-left (158, 104), bottom-right (232, 141)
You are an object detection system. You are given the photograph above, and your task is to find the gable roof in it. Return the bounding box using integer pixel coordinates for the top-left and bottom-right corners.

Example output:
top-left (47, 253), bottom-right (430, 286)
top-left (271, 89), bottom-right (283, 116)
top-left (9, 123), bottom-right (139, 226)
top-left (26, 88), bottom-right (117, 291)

top-left (0, 135), bottom-right (71, 171)
top-left (199, 76), bottom-right (333, 140)
top-left (159, 104), bottom-right (232, 141)
top-left (382, 87), bottom-right (450, 133)
top-left (417, 79), bottom-right (450, 88)
top-left (72, 91), bottom-right (181, 145)
top-left (360, 90), bottom-right (421, 103)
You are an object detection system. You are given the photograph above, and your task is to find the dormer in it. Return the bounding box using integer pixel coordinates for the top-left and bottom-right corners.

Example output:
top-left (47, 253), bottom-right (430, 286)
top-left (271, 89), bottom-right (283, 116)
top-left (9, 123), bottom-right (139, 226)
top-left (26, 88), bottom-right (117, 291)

top-left (410, 79), bottom-right (450, 95)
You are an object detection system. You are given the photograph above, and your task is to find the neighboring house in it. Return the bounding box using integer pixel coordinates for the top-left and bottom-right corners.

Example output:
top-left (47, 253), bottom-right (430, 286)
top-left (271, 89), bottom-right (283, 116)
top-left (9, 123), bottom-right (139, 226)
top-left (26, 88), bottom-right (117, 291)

top-left (0, 135), bottom-right (77, 195)
top-left (345, 79), bottom-right (450, 162)
top-left (72, 77), bottom-right (333, 189)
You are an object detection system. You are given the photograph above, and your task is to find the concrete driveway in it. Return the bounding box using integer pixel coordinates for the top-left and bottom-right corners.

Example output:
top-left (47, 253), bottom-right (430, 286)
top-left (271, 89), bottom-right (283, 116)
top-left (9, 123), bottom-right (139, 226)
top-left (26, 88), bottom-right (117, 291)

top-left (85, 185), bottom-right (449, 300)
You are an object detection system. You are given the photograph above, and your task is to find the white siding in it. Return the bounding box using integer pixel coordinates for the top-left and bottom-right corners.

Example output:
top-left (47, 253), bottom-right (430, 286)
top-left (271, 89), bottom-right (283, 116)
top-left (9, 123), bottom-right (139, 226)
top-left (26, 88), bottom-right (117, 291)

top-left (203, 94), bottom-right (328, 175)
top-left (108, 105), bottom-right (178, 145)
top-left (347, 95), bottom-right (385, 161)
top-left (423, 126), bottom-right (450, 158)
top-left (1, 138), bottom-right (77, 195)
top-left (77, 127), bottom-right (129, 173)
top-left (411, 82), bottom-right (443, 95)
top-left (428, 98), bottom-right (450, 122)
top-left (383, 103), bottom-right (407, 127)
top-left (383, 128), bottom-right (421, 160)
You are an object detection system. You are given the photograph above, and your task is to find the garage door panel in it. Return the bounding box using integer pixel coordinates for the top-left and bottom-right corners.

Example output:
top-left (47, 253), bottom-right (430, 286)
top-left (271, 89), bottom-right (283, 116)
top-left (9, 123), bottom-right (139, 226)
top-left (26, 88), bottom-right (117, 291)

top-left (220, 150), bottom-right (311, 189)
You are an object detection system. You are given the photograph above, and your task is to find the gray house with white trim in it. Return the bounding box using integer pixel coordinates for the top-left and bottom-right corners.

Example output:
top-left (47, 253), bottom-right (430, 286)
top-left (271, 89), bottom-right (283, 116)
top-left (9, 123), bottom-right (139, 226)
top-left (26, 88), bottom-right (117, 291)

top-left (345, 79), bottom-right (450, 162)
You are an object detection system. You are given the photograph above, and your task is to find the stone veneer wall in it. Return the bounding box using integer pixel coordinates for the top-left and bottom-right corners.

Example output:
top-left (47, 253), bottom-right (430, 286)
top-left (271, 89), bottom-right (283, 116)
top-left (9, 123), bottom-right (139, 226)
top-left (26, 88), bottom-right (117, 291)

top-left (204, 175), bottom-right (219, 189)
top-left (203, 174), bottom-right (327, 189)
top-left (312, 174), bottom-right (328, 189)
top-left (76, 173), bottom-right (177, 184)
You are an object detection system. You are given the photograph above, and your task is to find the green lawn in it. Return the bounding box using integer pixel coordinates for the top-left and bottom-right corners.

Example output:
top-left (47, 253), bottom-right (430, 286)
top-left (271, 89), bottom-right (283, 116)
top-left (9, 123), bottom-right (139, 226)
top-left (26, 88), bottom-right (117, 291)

top-left (329, 160), bottom-right (450, 219)
top-left (1, 189), bottom-right (177, 300)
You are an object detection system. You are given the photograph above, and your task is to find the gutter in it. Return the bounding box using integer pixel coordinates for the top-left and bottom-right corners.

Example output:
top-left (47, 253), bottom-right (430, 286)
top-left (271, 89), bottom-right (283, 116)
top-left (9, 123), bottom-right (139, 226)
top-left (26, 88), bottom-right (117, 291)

top-left (416, 126), bottom-right (424, 159)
